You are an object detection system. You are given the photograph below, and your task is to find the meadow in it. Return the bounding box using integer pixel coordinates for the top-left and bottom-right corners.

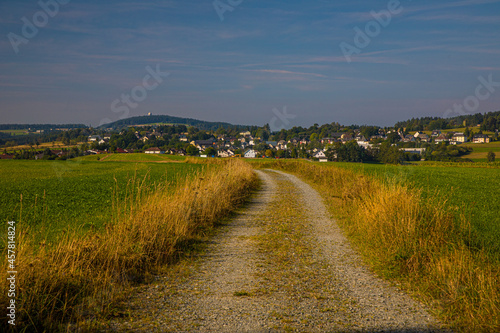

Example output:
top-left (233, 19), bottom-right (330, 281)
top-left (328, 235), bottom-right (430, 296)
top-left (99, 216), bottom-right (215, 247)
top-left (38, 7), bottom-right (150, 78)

top-left (462, 142), bottom-right (500, 161)
top-left (330, 161), bottom-right (500, 257)
top-left (0, 129), bottom-right (30, 136)
top-left (0, 158), bottom-right (201, 245)
top-left (0, 157), bottom-right (257, 331)
top-left (252, 159), bottom-right (499, 331)
top-left (97, 152), bottom-right (186, 162)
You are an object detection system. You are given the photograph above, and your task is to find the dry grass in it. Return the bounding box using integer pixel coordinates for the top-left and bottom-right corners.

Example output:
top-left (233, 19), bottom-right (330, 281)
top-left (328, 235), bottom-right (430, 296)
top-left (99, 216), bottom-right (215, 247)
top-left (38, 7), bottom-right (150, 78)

top-left (0, 159), bottom-right (257, 331)
top-left (254, 160), bottom-right (499, 332)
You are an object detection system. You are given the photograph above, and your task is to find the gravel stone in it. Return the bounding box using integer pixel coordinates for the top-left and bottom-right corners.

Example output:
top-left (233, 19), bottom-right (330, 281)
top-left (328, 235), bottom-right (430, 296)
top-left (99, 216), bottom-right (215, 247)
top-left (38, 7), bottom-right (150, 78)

top-left (105, 169), bottom-right (450, 332)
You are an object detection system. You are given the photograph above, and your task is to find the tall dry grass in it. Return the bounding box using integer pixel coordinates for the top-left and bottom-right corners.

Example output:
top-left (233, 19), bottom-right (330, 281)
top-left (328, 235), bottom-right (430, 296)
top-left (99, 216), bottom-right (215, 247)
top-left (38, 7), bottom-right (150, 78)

top-left (255, 160), bottom-right (499, 332)
top-left (0, 159), bottom-right (257, 331)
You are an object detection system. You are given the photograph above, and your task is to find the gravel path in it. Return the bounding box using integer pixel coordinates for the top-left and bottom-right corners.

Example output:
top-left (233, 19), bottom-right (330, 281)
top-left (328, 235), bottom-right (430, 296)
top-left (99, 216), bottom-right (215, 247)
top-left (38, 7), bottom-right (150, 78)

top-left (106, 169), bottom-right (448, 332)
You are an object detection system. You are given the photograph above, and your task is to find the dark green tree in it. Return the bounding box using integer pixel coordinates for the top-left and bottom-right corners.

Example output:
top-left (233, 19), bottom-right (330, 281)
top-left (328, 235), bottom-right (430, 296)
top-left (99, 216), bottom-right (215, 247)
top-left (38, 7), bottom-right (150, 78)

top-left (379, 143), bottom-right (404, 164)
top-left (186, 145), bottom-right (199, 156)
top-left (204, 147), bottom-right (217, 157)
top-left (487, 151), bottom-right (496, 162)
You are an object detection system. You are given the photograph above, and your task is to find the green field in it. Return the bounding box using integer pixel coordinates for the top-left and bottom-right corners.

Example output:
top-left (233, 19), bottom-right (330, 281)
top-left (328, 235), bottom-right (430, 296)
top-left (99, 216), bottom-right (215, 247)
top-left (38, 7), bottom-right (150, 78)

top-left (460, 141), bottom-right (500, 161)
top-left (98, 153), bottom-right (186, 162)
top-left (327, 161), bottom-right (500, 256)
top-left (0, 129), bottom-right (30, 136)
top-left (0, 159), bottom-right (202, 244)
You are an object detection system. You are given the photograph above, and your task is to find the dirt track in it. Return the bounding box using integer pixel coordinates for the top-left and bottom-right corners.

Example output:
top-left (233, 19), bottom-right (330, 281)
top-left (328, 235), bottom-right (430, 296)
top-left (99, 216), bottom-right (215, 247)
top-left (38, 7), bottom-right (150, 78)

top-left (107, 169), bottom-right (448, 332)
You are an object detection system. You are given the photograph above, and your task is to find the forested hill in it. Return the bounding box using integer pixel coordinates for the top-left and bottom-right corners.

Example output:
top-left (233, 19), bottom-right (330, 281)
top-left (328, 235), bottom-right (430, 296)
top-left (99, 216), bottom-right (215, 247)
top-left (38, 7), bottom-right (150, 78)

top-left (394, 111), bottom-right (500, 131)
top-left (99, 115), bottom-right (249, 131)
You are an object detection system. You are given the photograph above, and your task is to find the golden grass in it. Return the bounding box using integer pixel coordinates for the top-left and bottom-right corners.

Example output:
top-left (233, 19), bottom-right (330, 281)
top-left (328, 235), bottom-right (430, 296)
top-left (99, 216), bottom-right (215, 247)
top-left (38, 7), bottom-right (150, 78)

top-left (0, 159), bottom-right (257, 331)
top-left (254, 160), bottom-right (499, 332)
top-left (5, 141), bottom-right (79, 151)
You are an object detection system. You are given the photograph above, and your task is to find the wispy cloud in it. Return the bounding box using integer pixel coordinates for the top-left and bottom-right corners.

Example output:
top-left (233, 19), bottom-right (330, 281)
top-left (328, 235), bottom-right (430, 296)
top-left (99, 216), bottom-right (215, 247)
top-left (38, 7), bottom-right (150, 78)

top-left (471, 66), bottom-right (500, 71)
top-left (408, 13), bottom-right (500, 24)
top-left (248, 69), bottom-right (327, 78)
top-left (404, 0), bottom-right (500, 15)
top-left (310, 55), bottom-right (408, 65)
top-left (218, 85), bottom-right (254, 93)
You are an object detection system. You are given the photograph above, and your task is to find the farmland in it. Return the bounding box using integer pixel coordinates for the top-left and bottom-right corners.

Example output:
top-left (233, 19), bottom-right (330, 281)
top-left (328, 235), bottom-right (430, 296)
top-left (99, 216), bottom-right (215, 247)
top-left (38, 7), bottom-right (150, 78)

top-left (325, 161), bottom-right (500, 257)
top-left (0, 158), bottom-right (202, 245)
top-left (94, 152), bottom-right (186, 162)
top-left (2, 140), bottom-right (70, 151)
top-left (461, 141), bottom-right (500, 161)
top-left (0, 129), bottom-right (30, 136)
top-left (0, 158), bottom-right (256, 331)
top-left (251, 159), bottom-right (500, 331)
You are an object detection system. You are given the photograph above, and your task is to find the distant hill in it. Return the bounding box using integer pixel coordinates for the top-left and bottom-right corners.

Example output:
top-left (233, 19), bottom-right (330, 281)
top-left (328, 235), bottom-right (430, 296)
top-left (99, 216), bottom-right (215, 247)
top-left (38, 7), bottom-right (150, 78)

top-left (98, 115), bottom-right (249, 131)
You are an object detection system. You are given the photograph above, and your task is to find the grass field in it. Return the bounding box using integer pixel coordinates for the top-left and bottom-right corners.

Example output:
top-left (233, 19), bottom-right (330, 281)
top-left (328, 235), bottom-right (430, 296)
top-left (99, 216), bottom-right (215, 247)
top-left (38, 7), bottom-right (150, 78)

top-left (0, 129), bottom-right (30, 136)
top-left (252, 159), bottom-right (499, 331)
top-left (461, 141), bottom-right (500, 161)
top-left (4, 140), bottom-right (72, 151)
top-left (0, 158), bottom-right (256, 331)
top-left (0, 159), bottom-right (202, 245)
top-left (327, 161), bottom-right (500, 257)
top-left (441, 127), bottom-right (495, 135)
top-left (94, 153), bottom-right (186, 162)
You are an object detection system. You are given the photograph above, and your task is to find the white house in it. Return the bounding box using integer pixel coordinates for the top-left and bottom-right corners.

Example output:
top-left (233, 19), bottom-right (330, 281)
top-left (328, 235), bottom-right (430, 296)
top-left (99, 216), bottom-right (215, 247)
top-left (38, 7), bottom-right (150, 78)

top-left (145, 147), bottom-right (164, 154)
top-left (452, 133), bottom-right (467, 143)
top-left (401, 148), bottom-right (426, 155)
top-left (88, 135), bottom-right (102, 142)
top-left (435, 134), bottom-right (448, 143)
top-left (217, 149), bottom-right (234, 158)
top-left (417, 133), bottom-right (430, 142)
top-left (473, 134), bottom-right (490, 143)
top-left (314, 151), bottom-right (326, 159)
top-left (277, 140), bottom-right (287, 150)
top-left (244, 149), bottom-right (257, 158)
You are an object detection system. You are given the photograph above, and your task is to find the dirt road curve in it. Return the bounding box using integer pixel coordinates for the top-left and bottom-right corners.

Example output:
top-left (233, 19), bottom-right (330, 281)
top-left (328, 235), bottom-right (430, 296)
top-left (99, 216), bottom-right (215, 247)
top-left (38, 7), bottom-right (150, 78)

top-left (108, 169), bottom-right (448, 332)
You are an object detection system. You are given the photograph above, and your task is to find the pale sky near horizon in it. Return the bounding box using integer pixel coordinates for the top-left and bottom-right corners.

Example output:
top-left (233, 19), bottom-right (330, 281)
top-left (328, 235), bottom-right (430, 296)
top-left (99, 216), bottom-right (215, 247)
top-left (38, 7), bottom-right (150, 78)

top-left (1, 0), bottom-right (500, 128)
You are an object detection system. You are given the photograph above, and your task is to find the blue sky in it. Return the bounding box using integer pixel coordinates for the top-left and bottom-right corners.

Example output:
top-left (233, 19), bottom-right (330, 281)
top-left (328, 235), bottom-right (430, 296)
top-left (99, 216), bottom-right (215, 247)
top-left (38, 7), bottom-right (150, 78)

top-left (1, 0), bottom-right (500, 128)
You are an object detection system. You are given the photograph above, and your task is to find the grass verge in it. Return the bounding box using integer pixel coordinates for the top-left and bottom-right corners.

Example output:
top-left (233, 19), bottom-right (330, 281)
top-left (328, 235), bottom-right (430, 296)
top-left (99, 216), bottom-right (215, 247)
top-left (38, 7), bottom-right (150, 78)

top-left (253, 160), bottom-right (499, 332)
top-left (0, 159), bottom-right (257, 332)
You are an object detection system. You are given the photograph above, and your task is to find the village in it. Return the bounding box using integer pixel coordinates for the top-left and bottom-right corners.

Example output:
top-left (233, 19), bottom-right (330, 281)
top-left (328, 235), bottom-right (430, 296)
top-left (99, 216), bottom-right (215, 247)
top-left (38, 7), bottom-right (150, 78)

top-left (1, 118), bottom-right (498, 163)
top-left (79, 127), bottom-right (497, 162)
